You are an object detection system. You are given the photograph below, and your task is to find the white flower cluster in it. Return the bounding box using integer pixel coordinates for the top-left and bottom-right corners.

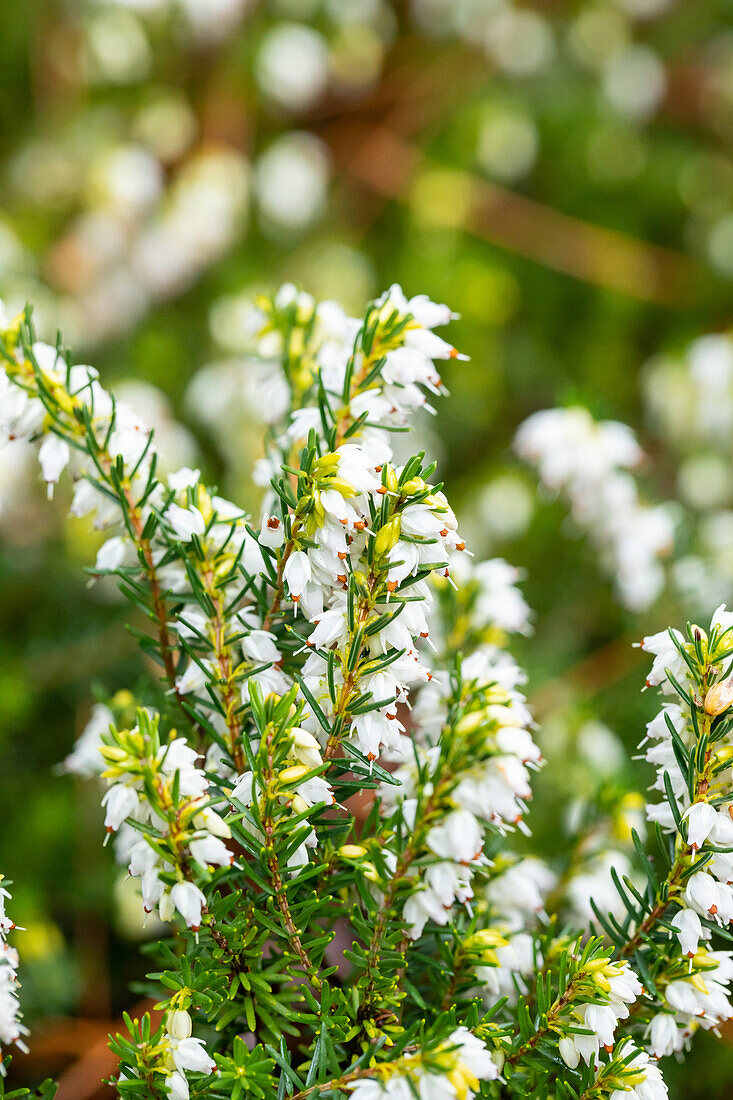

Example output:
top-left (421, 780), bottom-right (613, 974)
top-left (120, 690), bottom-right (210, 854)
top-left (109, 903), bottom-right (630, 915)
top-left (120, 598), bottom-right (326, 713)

top-left (643, 331), bottom-right (733, 610)
top-left (102, 723), bottom-right (232, 931)
top-left (592, 1041), bottom-right (668, 1100)
top-left (515, 406), bottom-right (675, 611)
top-left (447, 557), bottom-right (533, 639)
top-left (558, 962), bottom-right (643, 1069)
top-left (649, 946), bottom-right (733, 1058)
top-left (252, 283), bottom-right (469, 764)
top-left (254, 282), bottom-right (463, 462)
top-left (349, 1028), bottom-right (499, 1100)
top-left (295, 481), bottom-right (463, 763)
top-left (0, 319), bottom-right (158, 509)
top-left (120, 1006), bottom-right (216, 1100)
top-left (638, 606), bottom-right (733, 1050)
top-left (160, 1008), bottom-right (216, 1100)
top-left (644, 332), bottom-right (733, 451)
top-left (0, 880), bottom-right (27, 1072)
top-left (383, 607), bottom-right (541, 939)
top-left (0, 305), bottom-right (277, 776)
top-left (19, 142), bottom-right (249, 349)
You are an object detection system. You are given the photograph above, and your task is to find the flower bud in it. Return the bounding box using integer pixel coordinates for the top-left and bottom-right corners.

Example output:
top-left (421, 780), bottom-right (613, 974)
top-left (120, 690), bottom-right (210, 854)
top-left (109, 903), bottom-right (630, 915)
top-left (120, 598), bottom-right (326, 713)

top-left (455, 711), bottom-right (486, 736)
top-left (401, 477), bottom-right (426, 496)
top-left (167, 1010), bottom-right (193, 1040)
top-left (373, 516), bottom-right (402, 558)
top-left (713, 745), bottom-right (733, 768)
top-left (339, 844), bottom-right (368, 858)
top-left (99, 745), bottom-right (128, 764)
top-left (383, 465), bottom-right (398, 493)
top-left (704, 677), bottom-right (733, 716)
top-left (278, 764), bottom-right (310, 784)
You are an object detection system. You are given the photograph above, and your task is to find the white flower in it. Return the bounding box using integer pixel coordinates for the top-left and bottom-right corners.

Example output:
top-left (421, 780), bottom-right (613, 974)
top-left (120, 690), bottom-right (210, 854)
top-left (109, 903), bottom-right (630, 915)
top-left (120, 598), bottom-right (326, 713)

top-left (166, 504), bottom-right (206, 541)
top-left (102, 784), bottom-right (139, 832)
top-left (170, 882), bottom-right (206, 930)
top-left (284, 550), bottom-right (312, 600)
top-left (608, 1048), bottom-right (668, 1100)
top-left (190, 835), bottom-right (232, 867)
top-left (671, 908), bottom-right (703, 957)
top-left (685, 870), bottom-right (722, 919)
top-left (175, 660), bottom-right (211, 696)
top-left (289, 728), bottom-right (323, 769)
top-left (167, 1071), bottom-right (190, 1100)
top-left (684, 802), bottom-right (717, 851)
top-left (649, 1013), bottom-right (681, 1059)
top-left (95, 535), bottom-right (129, 572)
top-left (63, 703), bottom-right (113, 777)
top-left (38, 434), bottom-right (70, 495)
top-left (70, 479), bottom-right (119, 528)
top-left (168, 467), bottom-right (200, 492)
top-left (230, 771), bottom-right (255, 806)
top-left (558, 1036), bottom-right (580, 1070)
top-left (403, 886), bottom-right (451, 940)
top-left (171, 1035), bottom-right (215, 1074)
top-left (639, 629), bottom-right (687, 691)
top-left (260, 512), bottom-right (285, 548)
top-left (193, 806), bottom-right (231, 839)
top-left (426, 811), bottom-right (483, 864)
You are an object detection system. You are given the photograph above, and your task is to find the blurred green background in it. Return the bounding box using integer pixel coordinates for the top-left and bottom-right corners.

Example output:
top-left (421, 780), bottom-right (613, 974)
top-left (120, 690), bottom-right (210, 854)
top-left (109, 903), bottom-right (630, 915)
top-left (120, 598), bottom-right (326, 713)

top-left (2, 0), bottom-right (733, 1094)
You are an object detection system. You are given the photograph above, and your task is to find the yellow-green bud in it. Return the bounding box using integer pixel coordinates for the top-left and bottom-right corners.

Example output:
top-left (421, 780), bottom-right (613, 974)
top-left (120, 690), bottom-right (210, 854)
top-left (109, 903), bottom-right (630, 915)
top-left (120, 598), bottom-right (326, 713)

top-left (713, 745), bottom-right (733, 768)
top-left (374, 516), bottom-right (401, 558)
top-left (383, 465), bottom-right (398, 493)
top-left (99, 745), bottom-right (128, 764)
top-left (279, 764), bottom-right (310, 784)
top-left (455, 710), bottom-right (486, 736)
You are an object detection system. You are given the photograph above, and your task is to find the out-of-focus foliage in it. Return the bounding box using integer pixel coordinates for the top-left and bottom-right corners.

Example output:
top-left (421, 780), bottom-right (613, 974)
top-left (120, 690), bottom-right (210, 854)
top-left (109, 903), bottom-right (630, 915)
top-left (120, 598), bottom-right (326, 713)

top-left (2, 1), bottom-right (733, 1095)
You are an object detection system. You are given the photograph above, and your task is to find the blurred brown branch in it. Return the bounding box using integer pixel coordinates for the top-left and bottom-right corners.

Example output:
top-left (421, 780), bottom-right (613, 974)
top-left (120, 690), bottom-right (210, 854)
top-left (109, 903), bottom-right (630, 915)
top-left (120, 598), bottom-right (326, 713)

top-left (334, 125), bottom-right (703, 308)
top-left (309, 44), bottom-right (706, 308)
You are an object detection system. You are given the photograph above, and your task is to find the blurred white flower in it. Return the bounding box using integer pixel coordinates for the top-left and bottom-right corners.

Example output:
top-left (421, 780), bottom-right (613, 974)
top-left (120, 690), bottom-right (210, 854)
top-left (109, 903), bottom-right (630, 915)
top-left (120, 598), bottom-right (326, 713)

top-left (256, 24), bottom-right (330, 112)
top-left (255, 132), bottom-right (330, 233)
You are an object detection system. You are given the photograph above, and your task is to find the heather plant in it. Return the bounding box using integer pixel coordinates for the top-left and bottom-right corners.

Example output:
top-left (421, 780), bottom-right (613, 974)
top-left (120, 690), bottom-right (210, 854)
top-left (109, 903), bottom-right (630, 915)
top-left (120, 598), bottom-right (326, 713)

top-left (2, 287), bottom-right (733, 1100)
